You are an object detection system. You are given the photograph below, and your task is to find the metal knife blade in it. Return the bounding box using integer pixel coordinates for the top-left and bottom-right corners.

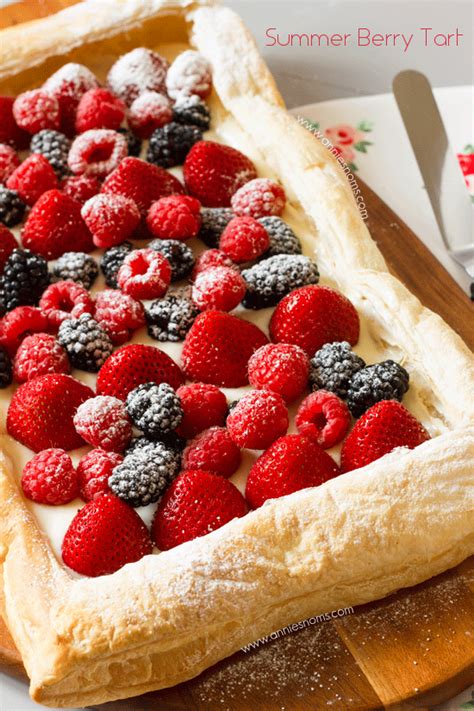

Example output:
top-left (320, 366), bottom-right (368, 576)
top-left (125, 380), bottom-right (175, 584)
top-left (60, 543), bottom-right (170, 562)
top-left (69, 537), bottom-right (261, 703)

top-left (393, 70), bottom-right (474, 278)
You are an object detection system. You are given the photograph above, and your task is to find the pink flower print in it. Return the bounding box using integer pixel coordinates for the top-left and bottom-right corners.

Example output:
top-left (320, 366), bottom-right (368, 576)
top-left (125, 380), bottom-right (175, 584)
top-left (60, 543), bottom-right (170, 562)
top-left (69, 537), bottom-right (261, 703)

top-left (325, 124), bottom-right (364, 148)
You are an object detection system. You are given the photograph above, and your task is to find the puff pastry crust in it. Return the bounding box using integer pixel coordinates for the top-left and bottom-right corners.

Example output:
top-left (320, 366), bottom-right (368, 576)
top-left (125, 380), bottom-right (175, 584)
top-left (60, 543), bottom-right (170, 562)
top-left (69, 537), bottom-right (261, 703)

top-left (0, 1), bottom-right (473, 707)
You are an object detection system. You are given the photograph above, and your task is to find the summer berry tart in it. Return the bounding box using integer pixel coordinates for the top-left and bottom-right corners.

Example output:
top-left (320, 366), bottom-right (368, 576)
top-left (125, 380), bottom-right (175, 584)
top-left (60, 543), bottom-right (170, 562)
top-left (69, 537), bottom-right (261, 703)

top-left (0, 2), bottom-right (472, 708)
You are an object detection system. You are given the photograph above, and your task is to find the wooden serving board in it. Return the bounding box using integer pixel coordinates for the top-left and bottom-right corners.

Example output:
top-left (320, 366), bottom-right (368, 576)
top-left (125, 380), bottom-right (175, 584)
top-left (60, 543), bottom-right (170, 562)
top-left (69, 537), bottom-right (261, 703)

top-left (0, 2), bottom-right (473, 710)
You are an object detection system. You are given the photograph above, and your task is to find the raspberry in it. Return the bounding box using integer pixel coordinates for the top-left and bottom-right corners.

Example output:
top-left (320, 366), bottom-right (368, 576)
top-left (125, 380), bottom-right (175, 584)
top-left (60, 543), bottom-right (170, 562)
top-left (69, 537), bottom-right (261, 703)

top-left (6, 154), bottom-right (58, 206)
top-left (146, 122), bottom-right (202, 168)
top-left (0, 225), bottom-right (18, 273)
top-left (75, 88), bottom-right (126, 133)
top-left (182, 427), bottom-right (241, 478)
top-left (94, 289), bottom-right (145, 345)
top-left (107, 48), bottom-right (169, 105)
top-left (128, 91), bottom-right (172, 139)
top-left (68, 129), bottom-right (128, 177)
top-left (149, 239), bottom-right (195, 282)
top-left (58, 313), bottom-right (113, 372)
top-left (21, 449), bottom-right (78, 505)
top-left (77, 448), bottom-right (123, 501)
top-left (242, 255), bottom-right (319, 309)
top-left (30, 129), bottom-right (70, 177)
top-left (258, 216), bottom-right (302, 257)
top-left (310, 341), bottom-right (366, 399)
top-left (13, 333), bottom-right (70, 383)
top-left (220, 216), bottom-right (270, 263)
top-left (176, 382), bottom-right (228, 439)
top-left (295, 391), bottom-right (351, 449)
top-left (117, 248), bottom-right (171, 300)
top-left (74, 395), bottom-right (133, 452)
top-left (227, 390), bottom-right (289, 450)
top-left (61, 174), bottom-right (101, 203)
top-left (0, 186), bottom-right (26, 227)
top-left (192, 266), bottom-right (246, 312)
top-left (146, 194), bottom-right (201, 240)
top-left (248, 343), bottom-right (309, 403)
top-left (145, 294), bottom-right (199, 342)
top-left (43, 63), bottom-right (100, 136)
top-left (39, 280), bottom-right (94, 330)
top-left (166, 50), bottom-right (212, 99)
top-left (13, 89), bottom-right (60, 134)
top-left (53, 251), bottom-right (99, 290)
top-left (0, 249), bottom-right (50, 312)
top-left (191, 249), bottom-right (236, 282)
top-left (0, 345), bottom-right (12, 388)
top-left (0, 96), bottom-right (29, 149)
top-left (347, 361), bottom-right (410, 417)
top-left (0, 143), bottom-right (20, 183)
top-left (231, 178), bottom-right (286, 219)
top-left (126, 382), bottom-right (183, 438)
top-left (198, 207), bottom-right (234, 248)
top-left (109, 444), bottom-right (180, 507)
top-left (81, 193), bottom-right (141, 248)
top-left (173, 95), bottom-right (211, 131)
top-left (100, 241), bottom-right (133, 288)
top-left (0, 306), bottom-right (49, 356)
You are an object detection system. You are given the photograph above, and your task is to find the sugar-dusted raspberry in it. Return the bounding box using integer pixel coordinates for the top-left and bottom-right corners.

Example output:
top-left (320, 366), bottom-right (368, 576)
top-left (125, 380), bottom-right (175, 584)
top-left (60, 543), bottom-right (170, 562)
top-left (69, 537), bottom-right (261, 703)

top-left (182, 426), bottom-right (241, 478)
top-left (192, 266), bottom-right (246, 312)
top-left (176, 382), bottom-right (228, 439)
top-left (0, 96), bottom-right (29, 149)
top-left (166, 50), bottom-right (212, 100)
top-left (191, 249), bottom-right (237, 281)
top-left (13, 89), bottom-right (60, 134)
top-left (0, 224), bottom-right (18, 273)
top-left (61, 175), bottom-right (100, 205)
top-left (21, 448), bottom-right (78, 505)
top-left (248, 343), bottom-right (309, 403)
top-left (296, 390), bottom-right (351, 449)
top-left (43, 63), bottom-right (100, 135)
top-left (68, 129), bottom-right (128, 177)
top-left (13, 332), bottom-right (69, 383)
top-left (117, 248), bottom-right (171, 300)
top-left (0, 144), bottom-right (20, 183)
top-left (231, 178), bottom-right (286, 219)
top-left (227, 390), bottom-right (289, 449)
top-left (128, 91), bottom-right (172, 139)
top-left (74, 395), bottom-right (133, 452)
top-left (77, 448), bottom-right (123, 501)
top-left (81, 193), bottom-right (140, 248)
top-left (220, 216), bottom-right (270, 263)
top-left (0, 306), bottom-right (49, 356)
top-left (7, 154), bottom-right (58, 206)
top-left (75, 88), bottom-right (126, 133)
top-left (39, 280), bottom-right (94, 331)
top-left (149, 239), bottom-right (195, 282)
top-left (94, 289), bottom-right (145, 345)
top-left (146, 194), bottom-right (201, 240)
top-left (107, 48), bottom-right (169, 105)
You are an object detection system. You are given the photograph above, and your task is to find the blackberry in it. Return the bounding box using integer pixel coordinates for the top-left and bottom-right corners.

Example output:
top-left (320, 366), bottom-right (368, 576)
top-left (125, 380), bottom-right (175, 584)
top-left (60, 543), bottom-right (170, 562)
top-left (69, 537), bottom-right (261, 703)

top-left (347, 360), bottom-right (410, 417)
top-left (30, 129), bottom-right (70, 176)
top-left (100, 241), bottom-right (133, 288)
top-left (118, 127), bottom-right (142, 157)
top-left (310, 341), bottom-right (366, 399)
top-left (126, 432), bottom-right (186, 457)
top-left (145, 294), bottom-right (199, 342)
top-left (146, 122), bottom-right (202, 168)
top-left (242, 254), bottom-right (319, 309)
top-left (52, 251), bottom-right (99, 289)
top-left (126, 382), bottom-right (183, 438)
top-left (0, 345), bottom-right (12, 388)
top-left (108, 444), bottom-right (180, 507)
top-left (58, 313), bottom-right (113, 372)
top-left (0, 248), bottom-right (50, 311)
top-left (0, 186), bottom-right (26, 228)
top-left (199, 207), bottom-right (234, 248)
top-left (149, 239), bottom-right (195, 282)
top-left (173, 95), bottom-right (211, 130)
top-left (258, 216), bottom-right (302, 257)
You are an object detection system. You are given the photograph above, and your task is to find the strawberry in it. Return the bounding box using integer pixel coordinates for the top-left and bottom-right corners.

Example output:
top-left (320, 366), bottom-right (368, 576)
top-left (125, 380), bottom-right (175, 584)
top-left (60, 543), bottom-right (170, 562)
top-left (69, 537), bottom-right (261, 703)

top-left (245, 434), bottom-right (340, 508)
top-left (21, 448), bottom-right (78, 505)
top-left (153, 470), bottom-right (247, 550)
top-left (183, 141), bottom-right (257, 207)
top-left (340, 400), bottom-right (430, 473)
top-left (270, 285), bottom-right (360, 356)
top-left (96, 344), bottom-right (184, 401)
top-left (7, 373), bottom-right (93, 452)
top-left (62, 494), bottom-right (153, 577)
top-left (181, 311), bottom-right (269, 388)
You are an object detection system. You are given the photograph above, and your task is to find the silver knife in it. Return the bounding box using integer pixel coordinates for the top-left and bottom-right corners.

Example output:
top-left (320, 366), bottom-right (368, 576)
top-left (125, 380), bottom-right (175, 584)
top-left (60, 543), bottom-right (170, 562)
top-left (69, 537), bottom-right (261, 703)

top-left (393, 70), bottom-right (474, 278)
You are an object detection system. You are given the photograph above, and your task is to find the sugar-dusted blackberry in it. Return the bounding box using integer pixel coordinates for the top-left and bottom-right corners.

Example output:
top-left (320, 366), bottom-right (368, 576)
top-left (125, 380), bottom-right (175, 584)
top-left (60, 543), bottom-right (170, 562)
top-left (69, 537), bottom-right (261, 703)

top-left (117, 127), bottom-right (142, 157)
top-left (310, 341), bottom-right (366, 399)
top-left (0, 345), bottom-right (12, 388)
top-left (30, 129), bottom-right (70, 177)
top-left (0, 186), bottom-right (26, 228)
top-left (242, 254), bottom-right (319, 309)
top-left (198, 207), bottom-right (234, 248)
top-left (53, 251), bottom-right (99, 289)
top-left (145, 294), bottom-right (199, 342)
top-left (126, 382), bottom-right (183, 439)
top-left (149, 239), bottom-right (195, 282)
top-left (100, 241), bottom-right (133, 288)
top-left (57, 313), bottom-right (113, 372)
top-left (146, 122), bottom-right (202, 168)
top-left (258, 216), bottom-right (302, 256)
top-left (108, 443), bottom-right (180, 507)
top-left (173, 95), bottom-right (211, 131)
top-left (0, 248), bottom-right (50, 311)
top-left (126, 432), bottom-right (186, 457)
top-left (347, 360), bottom-right (410, 417)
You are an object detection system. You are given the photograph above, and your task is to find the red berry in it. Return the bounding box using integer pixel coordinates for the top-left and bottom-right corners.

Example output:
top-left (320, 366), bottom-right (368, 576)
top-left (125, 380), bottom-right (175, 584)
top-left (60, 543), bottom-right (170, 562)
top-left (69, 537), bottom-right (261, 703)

top-left (458, 152), bottom-right (474, 177)
top-left (220, 216), bottom-right (269, 263)
top-left (192, 266), bottom-right (246, 312)
top-left (68, 129), bottom-right (128, 178)
top-left (270, 285), bottom-right (360, 356)
top-left (245, 434), bottom-right (340, 509)
top-left (128, 91), bottom-right (172, 139)
top-left (176, 382), bottom-right (228, 438)
top-left (0, 143), bottom-right (20, 183)
top-left (107, 48), bottom-right (169, 106)
top-left (0, 96), bottom-right (29, 149)
top-left (73, 395), bottom-right (133, 452)
top-left (94, 289), bottom-right (145, 345)
top-left (62, 494), bottom-right (153, 577)
top-left (7, 373), bottom-right (94, 452)
top-left (75, 88), bottom-right (126, 133)
top-left (191, 249), bottom-right (237, 281)
top-left (146, 194), bottom-right (201, 240)
top-left (81, 193), bottom-right (140, 248)
top-left (0, 306), bottom-right (49, 357)
top-left (182, 427), bottom-right (241, 478)
top-left (7, 154), bottom-right (58, 206)
top-left (0, 224), bottom-right (18, 273)
top-left (13, 333), bottom-right (70, 383)
top-left (117, 248), bottom-right (171, 300)
top-left (231, 178), bottom-right (286, 219)
top-left (21, 448), bottom-right (78, 505)
top-left (166, 50), bottom-right (212, 100)
top-left (248, 343), bottom-right (309, 403)
top-left (43, 63), bottom-right (100, 136)
top-left (39, 280), bottom-right (94, 330)
top-left (153, 470), bottom-right (247, 550)
top-left (183, 141), bottom-right (257, 207)
top-left (61, 174), bottom-right (101, 204)
top-left (296, 391), bottom-right (351, 449)
top-left (13, 89), bottom-right (60, 134)
top-left (227, 390), bottom-right (288, 449)
top-left (77, 448), bottom-right (123, 501)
